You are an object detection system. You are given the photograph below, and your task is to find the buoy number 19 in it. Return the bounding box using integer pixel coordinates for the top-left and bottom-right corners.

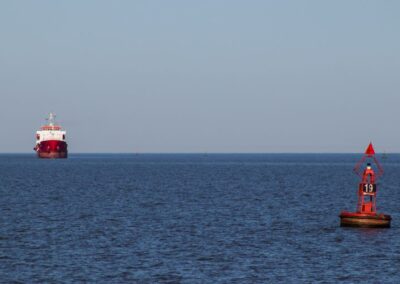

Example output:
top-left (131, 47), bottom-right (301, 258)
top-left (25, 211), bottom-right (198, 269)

top-left (363, 183), bottom-right (376, 193)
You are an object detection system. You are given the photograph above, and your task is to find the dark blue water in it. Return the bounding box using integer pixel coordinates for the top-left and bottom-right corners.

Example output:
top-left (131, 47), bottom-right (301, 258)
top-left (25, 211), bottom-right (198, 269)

top-left (1, 154), bottom-right (399, 283)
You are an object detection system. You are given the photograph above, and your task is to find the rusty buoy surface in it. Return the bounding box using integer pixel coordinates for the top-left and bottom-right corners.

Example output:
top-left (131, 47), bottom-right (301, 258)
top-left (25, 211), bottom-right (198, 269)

top-left (340, 211), bottom-right (391, 228)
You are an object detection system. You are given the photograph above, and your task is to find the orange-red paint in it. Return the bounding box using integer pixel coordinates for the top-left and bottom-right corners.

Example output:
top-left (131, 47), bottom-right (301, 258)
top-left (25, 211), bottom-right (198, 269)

top-left (365, 142), bottom-right (375, 156)
top-left (339, 143), bottom-right (391, 228)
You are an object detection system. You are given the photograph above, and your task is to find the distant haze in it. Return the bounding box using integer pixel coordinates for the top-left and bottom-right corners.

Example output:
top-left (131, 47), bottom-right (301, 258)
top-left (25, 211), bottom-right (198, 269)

top-left (1, 1), bottom-right (399, 153)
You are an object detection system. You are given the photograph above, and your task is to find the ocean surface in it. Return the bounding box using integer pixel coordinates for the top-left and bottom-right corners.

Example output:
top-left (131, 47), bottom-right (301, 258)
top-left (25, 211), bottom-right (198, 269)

top-left (1, 154), bottom-right (399, 283)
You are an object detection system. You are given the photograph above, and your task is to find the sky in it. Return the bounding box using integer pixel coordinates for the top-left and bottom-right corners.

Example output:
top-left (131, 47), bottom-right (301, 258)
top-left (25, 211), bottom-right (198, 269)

top-left (0, 1), bottom-right (399, 153)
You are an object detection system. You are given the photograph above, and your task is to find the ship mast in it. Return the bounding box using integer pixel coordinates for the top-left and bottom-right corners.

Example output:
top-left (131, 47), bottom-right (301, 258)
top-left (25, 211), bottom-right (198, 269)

top-left (47, 112), bottom-right (56, 126)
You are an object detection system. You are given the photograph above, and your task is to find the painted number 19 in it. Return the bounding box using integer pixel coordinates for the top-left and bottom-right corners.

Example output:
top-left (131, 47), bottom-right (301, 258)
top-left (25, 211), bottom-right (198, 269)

top-left (363, 184), bottom-right (376, 193)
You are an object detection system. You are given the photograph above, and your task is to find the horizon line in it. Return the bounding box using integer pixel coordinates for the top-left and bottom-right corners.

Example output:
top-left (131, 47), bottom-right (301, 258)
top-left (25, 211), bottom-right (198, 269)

top-left (0, 152), bottom-right (395, 155)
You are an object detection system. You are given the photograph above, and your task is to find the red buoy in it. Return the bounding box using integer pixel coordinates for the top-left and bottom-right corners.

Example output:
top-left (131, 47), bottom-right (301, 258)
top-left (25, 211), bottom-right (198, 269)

top-left (339, 143), bottom-right (391, 228)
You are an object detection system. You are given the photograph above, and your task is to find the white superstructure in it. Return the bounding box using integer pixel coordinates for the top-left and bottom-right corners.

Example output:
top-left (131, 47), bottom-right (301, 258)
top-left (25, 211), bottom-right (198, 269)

top-left (35, 113), bottom-right (67, 144)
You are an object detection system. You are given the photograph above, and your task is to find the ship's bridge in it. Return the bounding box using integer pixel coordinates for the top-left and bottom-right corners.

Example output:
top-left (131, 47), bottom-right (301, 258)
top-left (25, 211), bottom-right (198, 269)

top-left (36, 125), bottom-right (66, 143)
top-left (35, 113), bottom-right (67, 144)
top-left (40, 125), bottom-right (62, 131)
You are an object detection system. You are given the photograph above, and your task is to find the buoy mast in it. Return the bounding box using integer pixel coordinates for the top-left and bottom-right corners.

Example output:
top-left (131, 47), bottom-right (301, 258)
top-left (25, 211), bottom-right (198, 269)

top-left (353, 143), bottom-right (383, 214)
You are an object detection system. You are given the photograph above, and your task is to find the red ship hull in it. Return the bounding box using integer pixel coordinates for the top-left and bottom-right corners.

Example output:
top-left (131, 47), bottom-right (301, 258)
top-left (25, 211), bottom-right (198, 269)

top-left (35, 140), bottom-right (68, 159)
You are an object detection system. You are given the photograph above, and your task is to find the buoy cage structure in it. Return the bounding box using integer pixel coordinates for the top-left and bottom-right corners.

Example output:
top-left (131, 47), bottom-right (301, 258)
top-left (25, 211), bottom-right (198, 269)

top-left (339, 143), bottom-right (391, 228)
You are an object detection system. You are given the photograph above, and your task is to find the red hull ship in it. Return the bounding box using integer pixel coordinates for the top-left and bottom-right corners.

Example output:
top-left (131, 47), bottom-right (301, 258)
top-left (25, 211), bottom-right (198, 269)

top-left (34, 113), bottom-right (68, 159)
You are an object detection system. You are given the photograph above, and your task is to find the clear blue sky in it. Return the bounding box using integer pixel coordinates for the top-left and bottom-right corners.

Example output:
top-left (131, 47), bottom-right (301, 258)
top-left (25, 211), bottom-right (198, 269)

top-left (0, 1), bottom-right (399, 153)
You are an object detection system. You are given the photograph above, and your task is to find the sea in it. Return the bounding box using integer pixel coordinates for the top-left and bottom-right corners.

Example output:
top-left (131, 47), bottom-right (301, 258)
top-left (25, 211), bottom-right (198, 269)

top-left (0, 154), bottom-right (399, 283)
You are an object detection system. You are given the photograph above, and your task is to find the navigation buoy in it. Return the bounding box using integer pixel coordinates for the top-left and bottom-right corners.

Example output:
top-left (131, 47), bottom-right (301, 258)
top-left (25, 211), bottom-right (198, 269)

top-left (339, 143), bottom-right (391, 228)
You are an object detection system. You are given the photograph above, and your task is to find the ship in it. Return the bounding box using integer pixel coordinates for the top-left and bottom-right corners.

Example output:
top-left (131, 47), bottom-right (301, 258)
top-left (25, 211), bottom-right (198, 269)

top-left (34, 113), bottom-right (68, 159)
